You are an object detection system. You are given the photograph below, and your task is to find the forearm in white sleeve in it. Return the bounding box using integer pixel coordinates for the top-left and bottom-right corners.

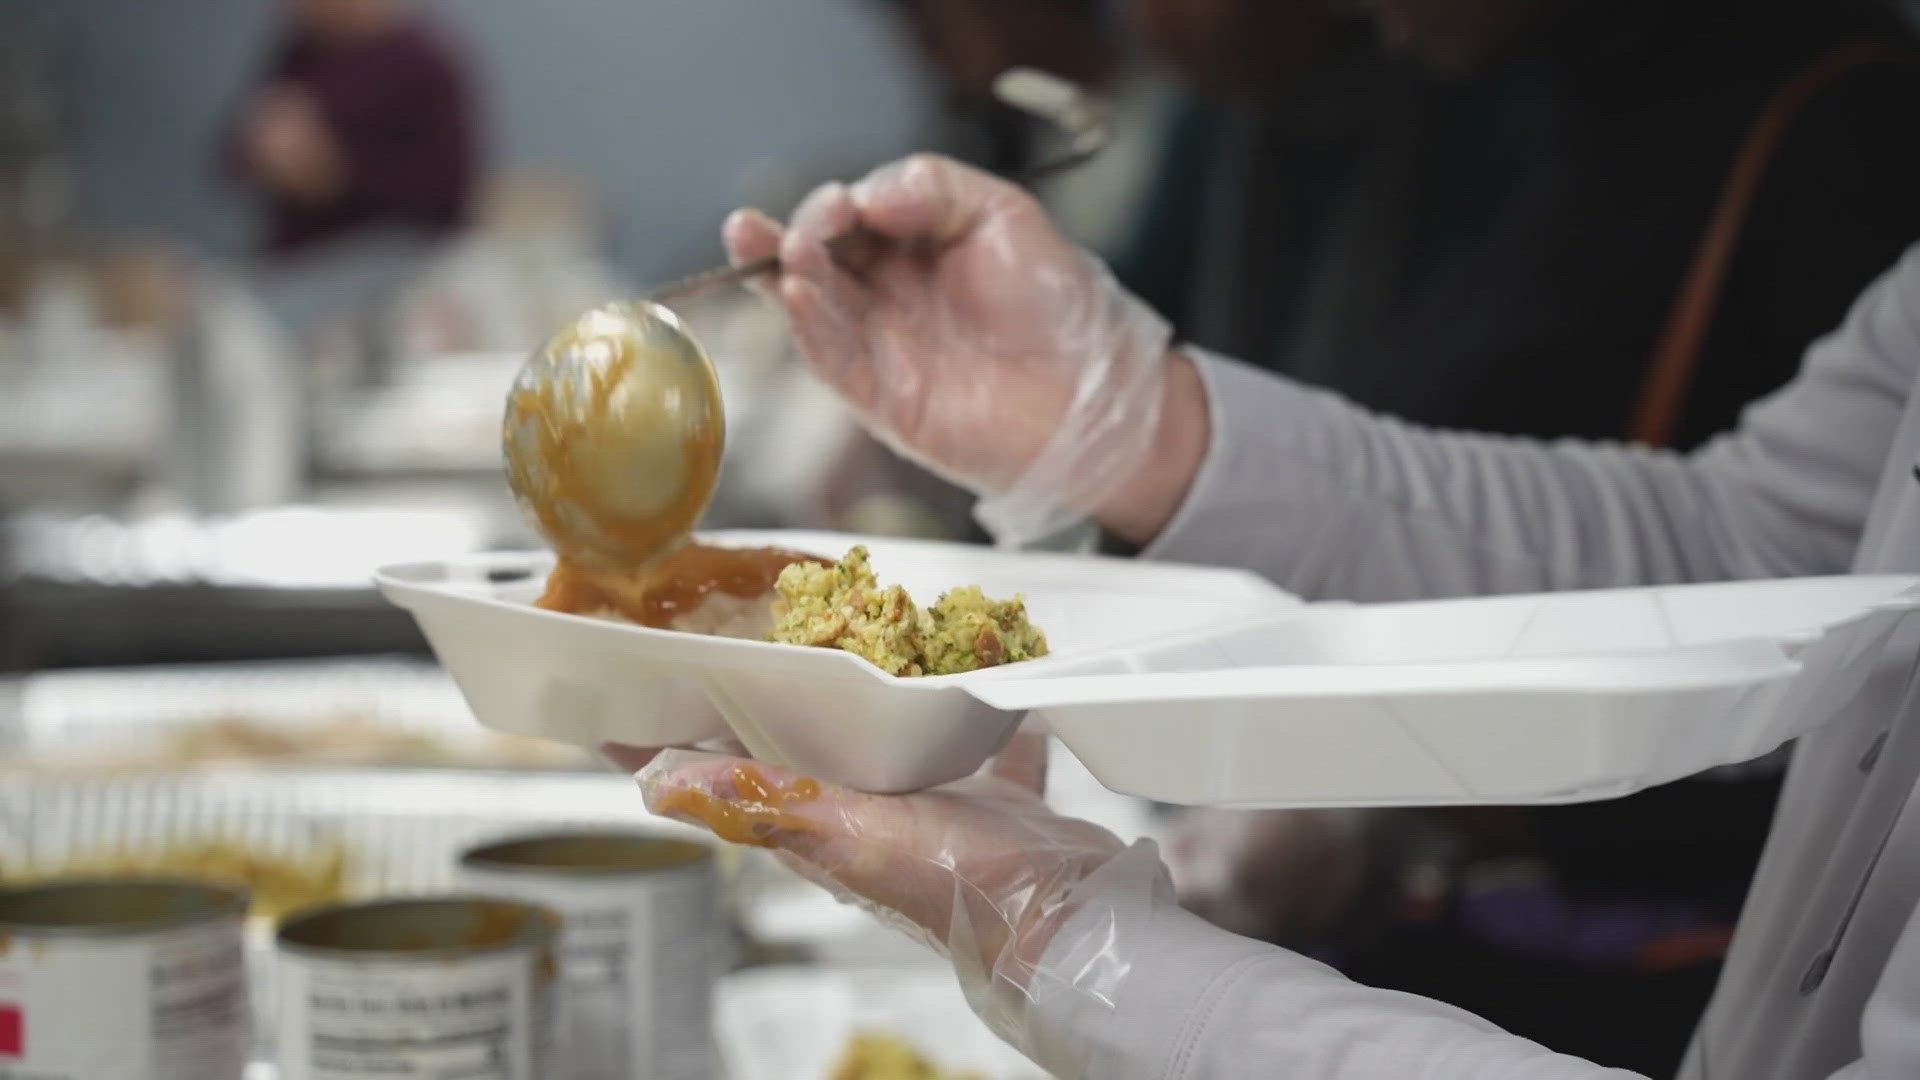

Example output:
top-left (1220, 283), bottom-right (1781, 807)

top-left (1144, 245), bottom-right (1920, 601)
top-left (1822, 902), bottom-right (1920, 1080)
top-left (1024, 853), bottom-right (1644, 1080)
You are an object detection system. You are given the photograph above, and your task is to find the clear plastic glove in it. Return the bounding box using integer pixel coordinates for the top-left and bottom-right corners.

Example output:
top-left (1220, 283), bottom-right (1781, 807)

top-left (722, 153), bottom-right (1173, 547)
top-left (615, 736), bottom-right (1167, 1071)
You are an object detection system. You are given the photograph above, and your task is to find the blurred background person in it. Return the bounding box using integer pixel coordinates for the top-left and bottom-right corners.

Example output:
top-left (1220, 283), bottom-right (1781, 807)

top-left (1118, 0), bottom-right (1920, 445)
top-left (225, 0), bottom-right (478, 394)
top-left (1124, 0), bottom-right (1920, 1074)
top-left (1, 0), bottom-right (939, 661)
top-left (230, 0), bottom-right (476, 261)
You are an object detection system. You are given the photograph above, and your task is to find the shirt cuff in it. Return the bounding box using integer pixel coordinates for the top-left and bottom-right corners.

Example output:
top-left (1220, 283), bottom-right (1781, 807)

top-left (1139, 349), bottom-right (1331, 567)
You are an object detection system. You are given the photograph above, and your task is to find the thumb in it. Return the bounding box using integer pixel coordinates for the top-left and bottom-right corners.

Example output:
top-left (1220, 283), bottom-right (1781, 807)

top-left (598, 736), bottom-right (748, 775)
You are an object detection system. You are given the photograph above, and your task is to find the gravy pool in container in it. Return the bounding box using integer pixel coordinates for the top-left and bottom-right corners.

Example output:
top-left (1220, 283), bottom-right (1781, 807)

top-left (536, 542), bottom-right (828, 639)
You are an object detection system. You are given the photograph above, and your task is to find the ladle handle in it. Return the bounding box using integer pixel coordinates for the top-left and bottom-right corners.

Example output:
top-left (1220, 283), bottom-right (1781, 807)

top-left (647, 230), bottom-right (886, 305)
top-left (644, 145), bottom-right (1100, 306)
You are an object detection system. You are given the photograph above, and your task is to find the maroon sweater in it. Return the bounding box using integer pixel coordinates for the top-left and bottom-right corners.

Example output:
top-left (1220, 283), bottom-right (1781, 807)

top-left (242, 20), bottom-right (476, 254)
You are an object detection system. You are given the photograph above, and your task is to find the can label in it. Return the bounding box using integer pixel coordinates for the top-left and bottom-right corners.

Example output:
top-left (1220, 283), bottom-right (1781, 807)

top-left (0, 918), bottom-right (248, 1080)
top-left (461, 868), bottom-right (716, 1080)
top-left (275, 951), bottom-right (555, 1080)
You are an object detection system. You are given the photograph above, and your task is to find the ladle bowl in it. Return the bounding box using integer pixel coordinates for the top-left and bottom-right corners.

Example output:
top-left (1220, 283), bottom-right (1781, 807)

top-left (502, 300), bottom-right (723, 570)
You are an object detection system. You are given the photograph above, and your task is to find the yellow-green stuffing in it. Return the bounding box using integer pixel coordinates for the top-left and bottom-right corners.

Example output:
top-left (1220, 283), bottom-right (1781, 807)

top-left (923, 585), bottom-right (1049, 675)
top-left (769, 545), bottom-right (1048, 677)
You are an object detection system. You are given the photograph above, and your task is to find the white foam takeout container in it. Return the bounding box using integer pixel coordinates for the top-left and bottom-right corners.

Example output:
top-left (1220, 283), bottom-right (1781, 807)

top-left (376, 531), bottom-right (1920, 806)
top-left (376, 531), bottom-right (1298, 794)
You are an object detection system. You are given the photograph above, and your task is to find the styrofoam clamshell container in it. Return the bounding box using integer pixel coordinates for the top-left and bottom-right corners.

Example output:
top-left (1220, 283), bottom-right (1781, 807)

top-left (376, 533), bottom-right (1919, 806)
top-left (973, 573), bottom-right (1920, 806)
top-left (375, 531), bottom-right (1300, 793)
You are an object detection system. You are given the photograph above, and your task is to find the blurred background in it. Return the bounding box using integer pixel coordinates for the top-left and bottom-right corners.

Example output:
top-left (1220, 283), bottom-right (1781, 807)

top-left (7, 0), bottom-right (1920, 1076)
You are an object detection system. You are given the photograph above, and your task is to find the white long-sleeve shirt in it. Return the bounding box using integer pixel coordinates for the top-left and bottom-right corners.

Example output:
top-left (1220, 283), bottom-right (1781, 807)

top-left (1029, 243), bottom-right (1920, 1079)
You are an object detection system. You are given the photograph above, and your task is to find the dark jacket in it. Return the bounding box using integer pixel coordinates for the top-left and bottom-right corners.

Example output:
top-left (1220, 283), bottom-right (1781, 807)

top-left (240, 19), bottom-right (476, 254)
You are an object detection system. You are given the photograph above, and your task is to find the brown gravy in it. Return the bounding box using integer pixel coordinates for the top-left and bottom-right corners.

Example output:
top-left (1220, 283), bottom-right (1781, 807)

top-left (536, 542), bottom-right (827, 629)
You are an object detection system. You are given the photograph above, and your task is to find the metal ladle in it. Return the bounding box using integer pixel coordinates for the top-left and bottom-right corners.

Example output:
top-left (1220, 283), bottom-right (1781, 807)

top-left (503, 70), bottom-right (1111, 571)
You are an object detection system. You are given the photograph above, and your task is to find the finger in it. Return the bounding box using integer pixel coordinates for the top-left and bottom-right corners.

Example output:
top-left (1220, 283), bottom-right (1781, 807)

top-left (987, 729), bottom-right (1048, 796)
top-left (694, 734), bottom-right (751, 757)
top-left (783, 275), bottom-right (879, 411)
top-left (849, 153), bottom-right (1020, 247)
top-left (723, 207), bottom-right (783, 266)
top-left (778, 183), bottom-right (874, 350)
top-left (723, 209), bottom-right (785, 305)
top-left (781, 181), bottom-right (867, 287)
top-left (635, 747), bottom-right (756, 800)
top-left (783, 182), bottom-right (853, 259)
top-left (599, 734), bottom-right (752, 774)
top-left (598, 742), bottom-right (665, 773)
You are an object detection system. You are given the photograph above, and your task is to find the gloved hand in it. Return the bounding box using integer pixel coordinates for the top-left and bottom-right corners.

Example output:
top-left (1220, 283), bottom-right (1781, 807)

top-left (616, 736), bottom-right (1167, 1070)
top-left (723, 153), bottom-right (1176, 547)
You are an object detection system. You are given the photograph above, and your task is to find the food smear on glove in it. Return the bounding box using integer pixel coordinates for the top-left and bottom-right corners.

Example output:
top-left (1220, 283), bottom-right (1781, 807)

top-left (653, 762), bottom-right (822, 847)
top-left (771, 545), bottom-right (1048, 676)
top-left (536, 542), bottom-right (829, 637)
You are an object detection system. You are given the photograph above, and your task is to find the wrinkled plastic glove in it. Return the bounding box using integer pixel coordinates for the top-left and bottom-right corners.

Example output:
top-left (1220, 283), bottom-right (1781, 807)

top-left (723, 153), bottom-right (1173, 548)
top-left (618, 740), bottom-right (1167, 1071)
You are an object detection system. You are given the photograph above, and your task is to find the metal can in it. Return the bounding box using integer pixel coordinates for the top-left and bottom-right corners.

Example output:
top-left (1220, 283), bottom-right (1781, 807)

top-left (273, 895), bottom-right (561, 1080)
top-left (460, 831), bottom-right (720, 1080)
top-left (0, 877), bottom-right (251, 1080)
